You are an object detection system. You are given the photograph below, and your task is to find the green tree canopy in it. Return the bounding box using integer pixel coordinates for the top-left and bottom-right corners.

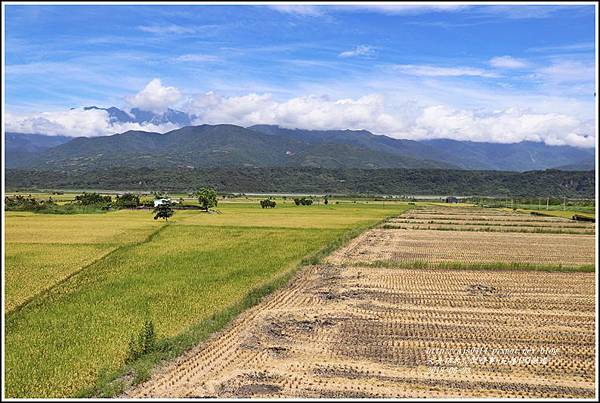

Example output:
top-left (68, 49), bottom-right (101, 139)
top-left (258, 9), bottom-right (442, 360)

top-left (196, 186), bottom-right (218, 211)
top-left (153, 200), bottom-right (174, 221)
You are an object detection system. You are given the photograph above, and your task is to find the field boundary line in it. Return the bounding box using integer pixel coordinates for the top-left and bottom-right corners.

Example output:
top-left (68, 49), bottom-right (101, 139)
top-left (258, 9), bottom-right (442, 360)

top-left (380, 225), bottom-right (595, 235)
top-left (354, 259), bottom-right (595, 273)
top-left (6, 222), bottom-right (170, 317)
top-left (79, 205), bottom-right (415, 397)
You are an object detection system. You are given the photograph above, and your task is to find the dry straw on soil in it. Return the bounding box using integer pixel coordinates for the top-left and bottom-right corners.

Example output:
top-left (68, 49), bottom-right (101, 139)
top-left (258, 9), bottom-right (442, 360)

top-left (125, 265), bottom-right (595, 398)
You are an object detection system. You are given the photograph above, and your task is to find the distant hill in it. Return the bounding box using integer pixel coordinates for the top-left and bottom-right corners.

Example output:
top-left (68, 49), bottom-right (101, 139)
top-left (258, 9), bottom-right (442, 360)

top-left (552, 156), bottom-right (596, 171)
top-left (4, 122), bottom-right (595, 172)
top-left (5, 132), bottom-right (72, 168)
top-left (249, 125), bottom-right (595, 171)
top-left (11, 124), bottom-right (455, 170)
top-left (420, 139), bottom-right (595, 171)
top-left (6, 132), bottom-right (72, 153)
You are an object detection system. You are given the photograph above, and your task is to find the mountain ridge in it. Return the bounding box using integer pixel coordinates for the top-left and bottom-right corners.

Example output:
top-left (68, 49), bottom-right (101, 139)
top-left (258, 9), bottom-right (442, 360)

top-left (5, 116), bottom-right (595, 171)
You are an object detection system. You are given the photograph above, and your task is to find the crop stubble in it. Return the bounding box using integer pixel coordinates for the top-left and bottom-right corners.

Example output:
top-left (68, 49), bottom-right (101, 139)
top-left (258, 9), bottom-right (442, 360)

top-left (125, 206), bottom-right (595, 398)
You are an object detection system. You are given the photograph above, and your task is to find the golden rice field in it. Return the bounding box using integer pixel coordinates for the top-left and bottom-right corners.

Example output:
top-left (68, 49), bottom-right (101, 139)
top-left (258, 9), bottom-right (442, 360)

top-left (5, 211), bottom-right (163, 312)
top-left (4, 201), bottom-right (410, 398)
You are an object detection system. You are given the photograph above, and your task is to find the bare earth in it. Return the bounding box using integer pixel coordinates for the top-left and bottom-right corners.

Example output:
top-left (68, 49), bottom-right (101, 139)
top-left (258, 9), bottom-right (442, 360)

top-left (326, 229), bottom-right (596, 266)
top-left (124, 207), bottom-right (596, 398)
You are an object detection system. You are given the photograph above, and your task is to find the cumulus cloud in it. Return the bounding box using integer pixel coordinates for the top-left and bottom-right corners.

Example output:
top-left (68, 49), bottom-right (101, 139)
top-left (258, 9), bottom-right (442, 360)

top-left (4, 109), bottom-right (179, 137)
top-left (339, 45), bottom-right (375, 58)
top-left (394, 64), bottom-right (498, 77)
top-left (6, 80), bottom-right (594, 148)
top-left (489, 56), bottom-right (529, 69)
top-left (184, 92), bottom-right (405, 133)
top-left (181, 91), bottom-right (594, 147)
top-left (125, 78), bottom-right (182, 113)
top-left (413, 105), bottom-right (594, 147)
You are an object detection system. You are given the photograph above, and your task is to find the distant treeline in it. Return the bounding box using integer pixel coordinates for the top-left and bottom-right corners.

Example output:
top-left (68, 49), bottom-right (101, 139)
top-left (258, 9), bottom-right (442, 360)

top-left (5, 167), bottom-right (595, 198)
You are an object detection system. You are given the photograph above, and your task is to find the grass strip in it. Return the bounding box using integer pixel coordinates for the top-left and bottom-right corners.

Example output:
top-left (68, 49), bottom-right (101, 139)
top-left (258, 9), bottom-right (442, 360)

top-left (387, 220), bottom-right (593, 229)
top-left (357, 260), bottom-right (595, 273)
top-left (381, 224), bottom-right (594, 235)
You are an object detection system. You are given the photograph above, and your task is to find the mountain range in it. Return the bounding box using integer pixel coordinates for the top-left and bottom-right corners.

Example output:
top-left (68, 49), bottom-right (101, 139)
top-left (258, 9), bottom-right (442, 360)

top-left (5, 106), bottom-right (595, 172)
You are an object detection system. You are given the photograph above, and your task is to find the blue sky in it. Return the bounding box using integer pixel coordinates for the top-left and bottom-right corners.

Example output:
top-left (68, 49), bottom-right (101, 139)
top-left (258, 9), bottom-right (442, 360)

top-left (3, 3), bottom-right (597, 146)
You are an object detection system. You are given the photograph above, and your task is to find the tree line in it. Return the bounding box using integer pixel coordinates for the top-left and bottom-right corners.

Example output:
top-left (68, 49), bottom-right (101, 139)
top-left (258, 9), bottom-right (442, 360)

top-left (6, 167), bottom-right (595, 198)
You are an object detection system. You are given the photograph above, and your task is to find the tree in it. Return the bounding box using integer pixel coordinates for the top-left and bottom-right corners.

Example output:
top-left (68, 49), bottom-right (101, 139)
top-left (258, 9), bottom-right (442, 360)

top-left (153, 200), bottom-right (174, 220)
top-left (196, 186), bottom-right (218, 211)
top-left (115, 193), bottom-right (140, 208)
top-left (75, 192), bottom-right (112, 206)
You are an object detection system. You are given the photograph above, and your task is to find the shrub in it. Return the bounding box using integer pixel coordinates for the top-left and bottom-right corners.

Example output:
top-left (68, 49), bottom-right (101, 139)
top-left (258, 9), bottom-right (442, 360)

top-left (74, 192), bottom-right (112, 206)
top-left (125, 320), bottom-right (156, 363)
top-left (5, 195), bottom-right (56, 212)
top-left (260, 199), bottom-right (276, 208)
top-left (293, 197), bottom-right (313, 206)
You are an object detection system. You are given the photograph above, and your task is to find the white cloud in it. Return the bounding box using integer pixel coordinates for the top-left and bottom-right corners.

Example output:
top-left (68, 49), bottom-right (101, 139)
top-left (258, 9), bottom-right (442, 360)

top-left (340, 4), bottom-right (468, 15)
top-left (394, 64), bottom-right (498, 77)
top-left (125, 78), bottom-right (182, 113)
top-left (137, 24), bottom-right (196, 34)
top-left (184, 92), bottom-right (405, 133)
top-left (270, 4), bottom-right (468, 17)
top-left (267, 5), bottom-right (323, 16)
top-left (175, 54), bottom-right (221, 62)
top-left (528, 42), bottom-right (595, 53)
top-left (339, 45), bottom-right (375, 58)
top-left (534, 60), bottom-right (595, 83)
top-left (413, 105), bottom-right (594, 147)
top-left (182, 91), bottom-right (594, 148)
top-left (489, 56), bottom-right (529, 69)
top-left (6, 78), bottom-right (594, 148)
top-left (4, 108), bottom-right (179, 137)
top-left (475, 5), bottom-right (564, 20)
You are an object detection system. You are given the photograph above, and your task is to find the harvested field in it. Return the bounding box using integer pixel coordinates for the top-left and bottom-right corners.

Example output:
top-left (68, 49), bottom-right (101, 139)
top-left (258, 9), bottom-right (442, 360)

top-left (124, 205), bottom-right (596, 398)
top-left (383, 223), bottom-right (595, 235)
top-left (326, 229), bottom-right (595, 267)
top-left (386, 207), bottom-right (596, 236)
top-left (403, 214), bottom-right (572, 222)
top-left (125, 265), bottom-right (595, 398)
top-left (388, 218), bottom-right (594, 229)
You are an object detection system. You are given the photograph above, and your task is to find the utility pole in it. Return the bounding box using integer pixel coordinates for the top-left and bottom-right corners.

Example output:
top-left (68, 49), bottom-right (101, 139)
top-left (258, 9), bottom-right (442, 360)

top-left (538, 198), bottom-right (541, 210)
top-left (563, 196), bottom-right (566, 211)
top-left (546, 197), bottom-right (549, 210)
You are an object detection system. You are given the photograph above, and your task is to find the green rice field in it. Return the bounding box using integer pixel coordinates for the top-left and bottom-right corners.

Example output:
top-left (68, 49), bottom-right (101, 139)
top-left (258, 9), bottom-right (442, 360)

top-left (4, 201), bottom-right (410, 397)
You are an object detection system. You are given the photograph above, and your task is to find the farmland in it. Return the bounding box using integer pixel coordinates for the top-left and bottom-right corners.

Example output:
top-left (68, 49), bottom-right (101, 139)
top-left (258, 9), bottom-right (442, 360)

top-left (4, 200), bottom-right (410, 397)
top-left (126, 205), bottom-right (596, 398)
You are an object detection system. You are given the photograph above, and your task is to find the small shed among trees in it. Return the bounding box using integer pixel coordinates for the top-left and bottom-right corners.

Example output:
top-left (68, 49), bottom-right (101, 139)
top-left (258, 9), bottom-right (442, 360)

top-left (445, 196), bottom-right (460, 203)
top-left (153, 198), bottom-right (171, 207)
